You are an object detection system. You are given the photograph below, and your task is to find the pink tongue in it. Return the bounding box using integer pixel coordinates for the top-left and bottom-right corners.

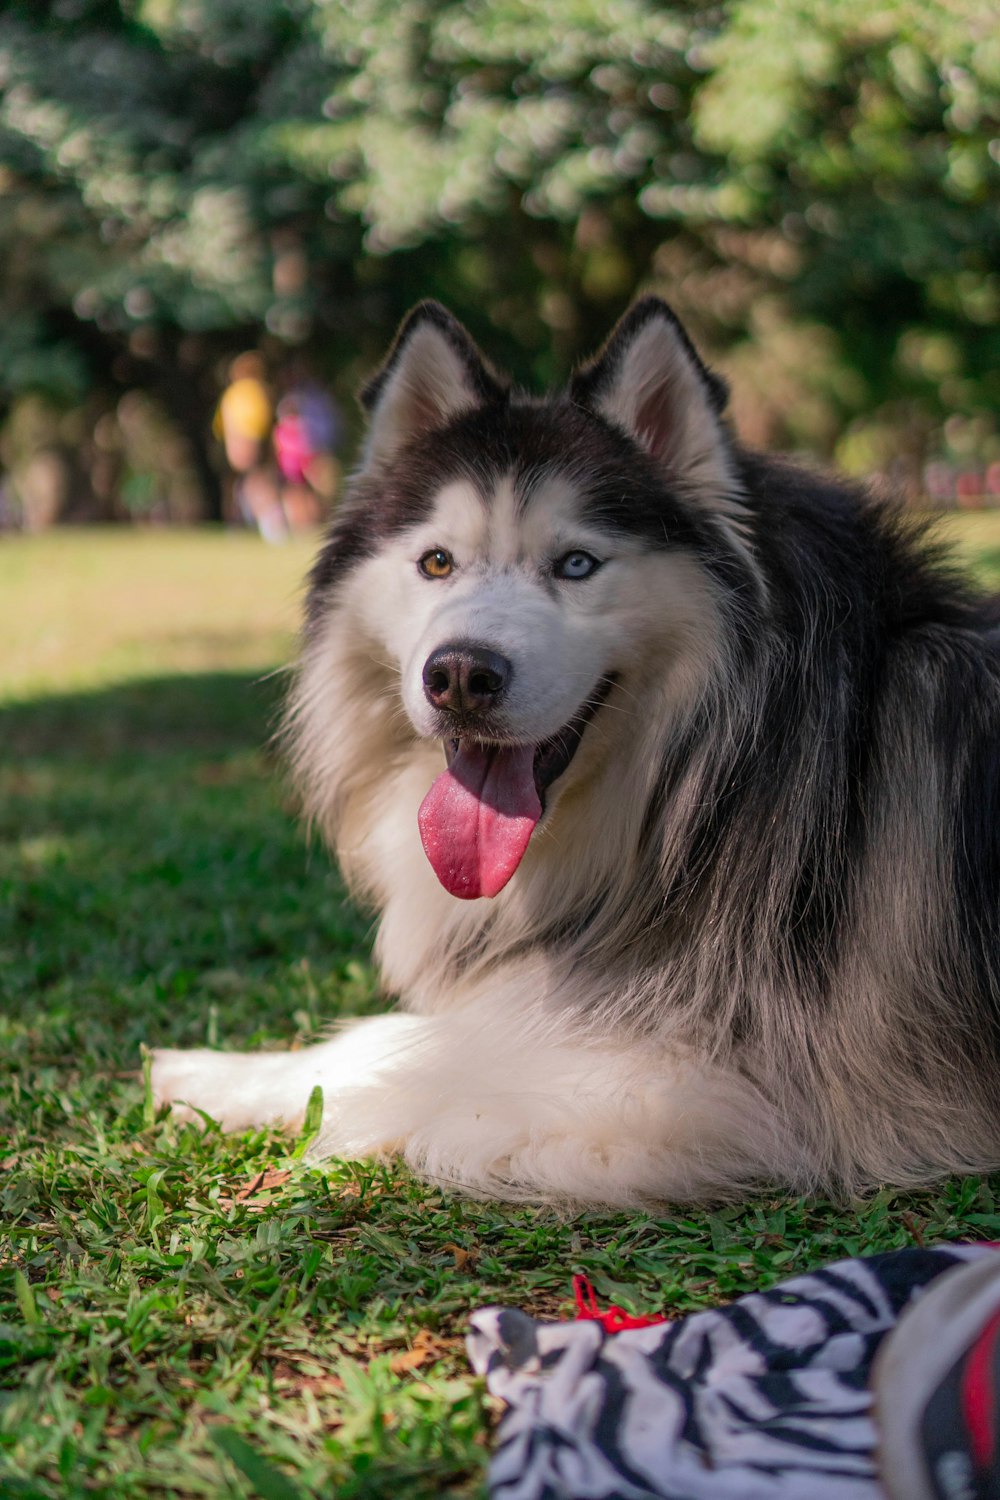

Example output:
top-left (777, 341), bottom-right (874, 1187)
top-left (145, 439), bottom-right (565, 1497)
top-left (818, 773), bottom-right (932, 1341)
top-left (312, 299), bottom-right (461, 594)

top-left (418, 743), bottom-right (541, 899)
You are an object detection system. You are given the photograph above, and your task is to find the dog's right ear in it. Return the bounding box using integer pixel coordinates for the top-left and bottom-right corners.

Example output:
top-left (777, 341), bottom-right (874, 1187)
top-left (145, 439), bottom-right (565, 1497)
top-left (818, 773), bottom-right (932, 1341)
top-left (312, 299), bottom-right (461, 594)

top-left (360, 302), bottom-right (507, 468)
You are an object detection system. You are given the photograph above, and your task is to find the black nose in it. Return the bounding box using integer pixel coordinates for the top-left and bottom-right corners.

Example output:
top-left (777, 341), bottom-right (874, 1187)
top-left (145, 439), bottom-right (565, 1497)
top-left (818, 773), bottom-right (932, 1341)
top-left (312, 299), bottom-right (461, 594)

top-left (422, 643), bottom-right (511, 717)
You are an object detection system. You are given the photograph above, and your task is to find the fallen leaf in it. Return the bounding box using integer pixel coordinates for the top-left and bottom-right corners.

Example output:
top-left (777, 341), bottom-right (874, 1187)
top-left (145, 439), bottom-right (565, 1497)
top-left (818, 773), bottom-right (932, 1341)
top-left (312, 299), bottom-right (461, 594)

top-left (237, 1167), bottom-right (292, 1200)
top-left (389, 1346), bottom-right (430, 1375)
top-left (388, 1327), bottom-right (462, 1375)
top-left (442, 1241), bottom-right (477, 1271)
top-left (218, 1167), bottom-right (293, 1212)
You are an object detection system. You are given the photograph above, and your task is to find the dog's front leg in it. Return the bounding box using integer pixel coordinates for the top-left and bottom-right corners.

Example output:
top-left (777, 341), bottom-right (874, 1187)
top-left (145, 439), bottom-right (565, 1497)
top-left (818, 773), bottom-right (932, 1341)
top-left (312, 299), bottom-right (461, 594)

top-left (153, 1008), bottom-right (799, 1204)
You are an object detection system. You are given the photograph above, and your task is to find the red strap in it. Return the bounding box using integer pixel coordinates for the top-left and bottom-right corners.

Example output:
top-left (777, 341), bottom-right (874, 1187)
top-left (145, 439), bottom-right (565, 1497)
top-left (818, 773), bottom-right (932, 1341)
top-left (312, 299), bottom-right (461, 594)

top-left (572, 1275), bottom-right (670, 1333)
top-left (962, 1304), bottom-right (1000, 1469)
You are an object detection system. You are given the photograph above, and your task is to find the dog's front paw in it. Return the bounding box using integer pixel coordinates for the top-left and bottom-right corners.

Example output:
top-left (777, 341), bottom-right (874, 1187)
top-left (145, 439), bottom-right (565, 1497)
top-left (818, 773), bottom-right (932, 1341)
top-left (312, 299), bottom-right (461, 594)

top-left (149, 1046), bottom-right (306, 1133)
top-left (150, 1046), bottom-right (228, 1124)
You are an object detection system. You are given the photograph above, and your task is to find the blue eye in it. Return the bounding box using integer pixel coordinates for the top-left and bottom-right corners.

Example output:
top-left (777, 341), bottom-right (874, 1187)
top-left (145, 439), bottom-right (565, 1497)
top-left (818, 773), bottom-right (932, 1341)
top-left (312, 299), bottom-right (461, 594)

top-left (554, 550), bottom-right (601, 580)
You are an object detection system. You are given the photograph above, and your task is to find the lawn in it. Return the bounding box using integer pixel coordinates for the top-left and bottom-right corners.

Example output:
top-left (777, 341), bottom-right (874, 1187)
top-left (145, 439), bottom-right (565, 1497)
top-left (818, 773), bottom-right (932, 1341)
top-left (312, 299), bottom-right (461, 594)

top-left (3, 519), bottom-right (1000, 1500)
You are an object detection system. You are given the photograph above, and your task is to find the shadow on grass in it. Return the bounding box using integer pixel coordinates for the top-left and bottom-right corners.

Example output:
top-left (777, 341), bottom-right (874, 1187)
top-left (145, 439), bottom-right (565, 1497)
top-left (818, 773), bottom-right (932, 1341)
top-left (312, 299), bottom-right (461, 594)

top-left (0, 668), bottom-right (290, 760)
top-left (0, 670), bottom-right (375, 1053)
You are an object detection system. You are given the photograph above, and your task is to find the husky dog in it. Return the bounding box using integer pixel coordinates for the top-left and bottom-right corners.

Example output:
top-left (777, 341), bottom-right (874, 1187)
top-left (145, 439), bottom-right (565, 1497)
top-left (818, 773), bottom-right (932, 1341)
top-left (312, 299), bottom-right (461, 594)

top-left (153, 298), bottom-right (1000, 1205)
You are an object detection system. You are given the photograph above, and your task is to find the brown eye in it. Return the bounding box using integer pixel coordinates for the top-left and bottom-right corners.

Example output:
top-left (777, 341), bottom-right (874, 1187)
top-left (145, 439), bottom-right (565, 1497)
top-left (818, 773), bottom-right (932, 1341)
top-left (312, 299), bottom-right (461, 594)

top-left (419, 549), bottom-right (453, 579)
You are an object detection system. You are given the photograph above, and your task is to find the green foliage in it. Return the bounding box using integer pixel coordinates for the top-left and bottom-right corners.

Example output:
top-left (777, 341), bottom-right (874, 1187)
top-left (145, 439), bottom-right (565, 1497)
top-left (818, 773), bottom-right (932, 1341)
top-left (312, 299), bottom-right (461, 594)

top-left (692, 0), bottom-right (1000, 448)
top-left (0, 0), bottom-right (997, 468)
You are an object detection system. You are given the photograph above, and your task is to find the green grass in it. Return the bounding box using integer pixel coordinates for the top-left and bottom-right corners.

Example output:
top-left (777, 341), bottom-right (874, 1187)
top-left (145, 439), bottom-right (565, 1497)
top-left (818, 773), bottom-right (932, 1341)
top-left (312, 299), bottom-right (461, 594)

top-left (3, 520), bottom-right (1000, 1499)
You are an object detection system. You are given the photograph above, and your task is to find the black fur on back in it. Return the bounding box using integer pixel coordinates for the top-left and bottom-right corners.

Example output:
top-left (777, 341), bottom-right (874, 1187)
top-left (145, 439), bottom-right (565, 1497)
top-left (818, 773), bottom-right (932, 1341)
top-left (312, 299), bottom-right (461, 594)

top-left (655, 450), bottom-right (999, 984)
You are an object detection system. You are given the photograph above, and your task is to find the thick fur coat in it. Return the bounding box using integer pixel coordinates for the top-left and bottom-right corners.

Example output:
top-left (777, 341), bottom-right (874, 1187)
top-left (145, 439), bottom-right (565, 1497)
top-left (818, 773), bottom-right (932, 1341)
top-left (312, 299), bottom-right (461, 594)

top-left (153, 299), bottom-right (1000, 1205)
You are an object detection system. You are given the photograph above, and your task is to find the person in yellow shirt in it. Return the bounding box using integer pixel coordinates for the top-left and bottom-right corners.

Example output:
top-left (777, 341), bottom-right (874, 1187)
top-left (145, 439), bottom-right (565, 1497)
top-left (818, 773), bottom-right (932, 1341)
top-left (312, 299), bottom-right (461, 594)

top-left (215, 352), bottom-right (272, 472)
top-left (214, 353), bottom-right (285, 540)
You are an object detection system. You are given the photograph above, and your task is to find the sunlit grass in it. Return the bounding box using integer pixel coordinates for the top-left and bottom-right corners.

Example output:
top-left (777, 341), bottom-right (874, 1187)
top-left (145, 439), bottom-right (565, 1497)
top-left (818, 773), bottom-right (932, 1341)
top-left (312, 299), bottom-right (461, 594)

top-left (2, 518), bottom-right (1000, 1498)
top-left (937, 507), bottom-right (1000, 591)
top-left (0, 528), bottom-right (314, 700)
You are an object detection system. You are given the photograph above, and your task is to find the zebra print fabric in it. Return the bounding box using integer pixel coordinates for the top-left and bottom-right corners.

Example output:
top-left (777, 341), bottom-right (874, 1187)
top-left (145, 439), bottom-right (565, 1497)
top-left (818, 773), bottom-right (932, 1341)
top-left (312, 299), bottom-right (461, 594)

top-left (467, 1245), bottom-right (995, 1500)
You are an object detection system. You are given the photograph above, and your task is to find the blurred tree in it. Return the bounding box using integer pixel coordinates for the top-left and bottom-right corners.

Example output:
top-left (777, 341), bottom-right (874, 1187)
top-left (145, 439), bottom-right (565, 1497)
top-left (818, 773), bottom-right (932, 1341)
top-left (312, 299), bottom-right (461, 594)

top-left (690, 0), bottom-right (1000, 476)
top-left (0, 0), bottom-right (997, 516)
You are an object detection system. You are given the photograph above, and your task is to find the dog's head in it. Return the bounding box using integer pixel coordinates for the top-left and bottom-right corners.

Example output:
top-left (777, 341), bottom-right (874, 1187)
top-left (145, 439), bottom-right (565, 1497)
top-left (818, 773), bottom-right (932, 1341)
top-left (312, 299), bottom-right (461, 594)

top-left (294, 300), bottom-right (759, 901)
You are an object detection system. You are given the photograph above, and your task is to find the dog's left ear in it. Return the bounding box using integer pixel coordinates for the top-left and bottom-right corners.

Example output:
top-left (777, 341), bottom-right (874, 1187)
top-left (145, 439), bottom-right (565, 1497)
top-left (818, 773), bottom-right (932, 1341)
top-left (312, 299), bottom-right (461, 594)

top-left (571, 298), bottom-right (739, 507)
top-left (360, 302), bottom-right (507, 468)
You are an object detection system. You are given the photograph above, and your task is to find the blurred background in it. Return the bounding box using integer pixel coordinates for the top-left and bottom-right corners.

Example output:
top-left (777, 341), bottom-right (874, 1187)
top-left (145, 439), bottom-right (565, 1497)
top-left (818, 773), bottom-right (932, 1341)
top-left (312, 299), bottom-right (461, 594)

top-left (0, 0), bottom-right (998, 534)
